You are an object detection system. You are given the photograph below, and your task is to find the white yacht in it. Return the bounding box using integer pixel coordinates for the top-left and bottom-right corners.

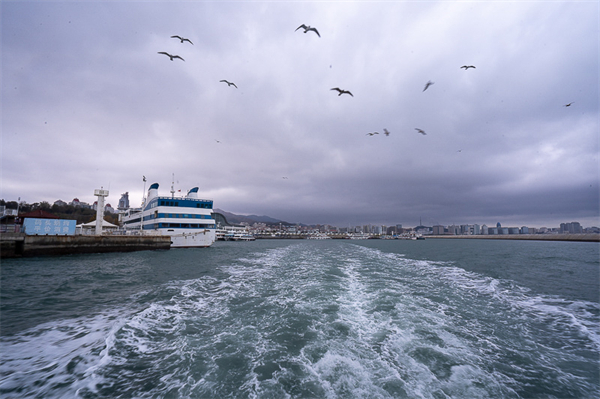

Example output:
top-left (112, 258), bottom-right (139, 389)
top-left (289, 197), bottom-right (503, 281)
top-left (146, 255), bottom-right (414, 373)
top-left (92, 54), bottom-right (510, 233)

top-left (120, 183), bottom-right (216, 248)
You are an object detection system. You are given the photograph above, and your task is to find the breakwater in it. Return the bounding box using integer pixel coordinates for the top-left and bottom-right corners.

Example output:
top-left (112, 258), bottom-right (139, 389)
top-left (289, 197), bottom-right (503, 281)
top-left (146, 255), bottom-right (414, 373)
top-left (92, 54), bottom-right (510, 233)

top-left (252, 234), bottom-right (599, 242)
top-left (427, 234), bottom-right (599, 242)
top-left (0, 234), bottom-right (171, 258)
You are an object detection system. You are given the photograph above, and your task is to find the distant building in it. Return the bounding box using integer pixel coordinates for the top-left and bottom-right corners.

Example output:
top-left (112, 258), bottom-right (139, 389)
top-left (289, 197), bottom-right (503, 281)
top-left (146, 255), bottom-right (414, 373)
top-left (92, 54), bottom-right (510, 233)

top-left (433, 225), bottom-right (445, 235)
top-left (118, 192), bottom-right (130, 211)
top-left (520, 226), bottom-right (529, 234)
top-left (448, 225), bottom-right (460, 235)
top-left (70, 198), bottom-right (90, 208)
top-left (560, 222), bottom-right (583, 234)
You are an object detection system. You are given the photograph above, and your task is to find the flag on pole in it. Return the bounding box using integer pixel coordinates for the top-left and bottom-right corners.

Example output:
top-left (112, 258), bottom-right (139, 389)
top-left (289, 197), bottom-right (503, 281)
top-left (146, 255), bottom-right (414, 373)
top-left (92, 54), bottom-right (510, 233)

top-left (143, 176), bottom-right (146, 182)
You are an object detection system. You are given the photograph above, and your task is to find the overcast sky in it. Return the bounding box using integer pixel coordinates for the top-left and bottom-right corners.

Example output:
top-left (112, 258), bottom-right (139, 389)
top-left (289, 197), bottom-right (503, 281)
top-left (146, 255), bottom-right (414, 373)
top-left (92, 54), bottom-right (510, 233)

top-left (2, 1), bottom-right (598, 228)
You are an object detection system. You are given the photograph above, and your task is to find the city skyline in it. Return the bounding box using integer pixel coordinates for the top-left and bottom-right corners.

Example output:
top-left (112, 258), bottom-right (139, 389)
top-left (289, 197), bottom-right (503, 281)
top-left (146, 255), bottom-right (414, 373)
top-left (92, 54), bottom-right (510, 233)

top-left (1, 196), bottom-right (596, 232)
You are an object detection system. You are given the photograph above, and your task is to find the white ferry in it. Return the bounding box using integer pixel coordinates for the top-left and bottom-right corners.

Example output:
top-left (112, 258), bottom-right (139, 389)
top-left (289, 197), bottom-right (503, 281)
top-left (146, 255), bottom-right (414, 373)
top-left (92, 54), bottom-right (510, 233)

top-left (120, 183), bottom-right (216, 248)
top-left (216, 227), bottom-right (256, 241)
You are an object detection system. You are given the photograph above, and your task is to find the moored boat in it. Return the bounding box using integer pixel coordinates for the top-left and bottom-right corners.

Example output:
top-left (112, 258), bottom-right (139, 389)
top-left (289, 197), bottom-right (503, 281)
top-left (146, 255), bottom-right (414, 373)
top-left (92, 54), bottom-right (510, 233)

top-left (120, 183), bottom-right (216, 248)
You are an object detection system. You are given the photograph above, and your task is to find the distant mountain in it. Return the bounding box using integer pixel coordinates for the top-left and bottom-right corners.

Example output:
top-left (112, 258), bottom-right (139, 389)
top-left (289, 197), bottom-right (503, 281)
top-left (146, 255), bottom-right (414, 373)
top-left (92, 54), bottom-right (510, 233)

top-left (213, 209), bottom-right (289, 225)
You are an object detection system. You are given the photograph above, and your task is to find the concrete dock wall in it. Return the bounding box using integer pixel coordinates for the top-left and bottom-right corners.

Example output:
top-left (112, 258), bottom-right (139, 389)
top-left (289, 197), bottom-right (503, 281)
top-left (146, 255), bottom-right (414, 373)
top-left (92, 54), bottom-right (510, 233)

top-left (1, 234), bottom-right (171, 258)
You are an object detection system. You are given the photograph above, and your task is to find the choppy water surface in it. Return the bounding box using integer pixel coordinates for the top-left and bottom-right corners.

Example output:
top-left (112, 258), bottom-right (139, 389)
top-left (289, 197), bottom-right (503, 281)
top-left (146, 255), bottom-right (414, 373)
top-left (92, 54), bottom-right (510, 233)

top-left (1, 239), bottom-right (598, 398)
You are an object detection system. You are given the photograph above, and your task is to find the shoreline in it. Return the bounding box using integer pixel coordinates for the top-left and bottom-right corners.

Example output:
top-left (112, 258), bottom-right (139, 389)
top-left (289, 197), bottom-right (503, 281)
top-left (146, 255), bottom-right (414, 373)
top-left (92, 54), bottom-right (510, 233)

top-left (424, 234), bottom-right (599, 242)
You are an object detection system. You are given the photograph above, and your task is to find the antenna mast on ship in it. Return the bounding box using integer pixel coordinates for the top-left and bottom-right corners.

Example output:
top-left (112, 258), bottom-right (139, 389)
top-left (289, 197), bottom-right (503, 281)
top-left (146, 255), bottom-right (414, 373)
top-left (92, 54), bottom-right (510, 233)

top-left (170, 173), bottom-right (175, 198)
top-left (142, 175), bottom-right (147, 206)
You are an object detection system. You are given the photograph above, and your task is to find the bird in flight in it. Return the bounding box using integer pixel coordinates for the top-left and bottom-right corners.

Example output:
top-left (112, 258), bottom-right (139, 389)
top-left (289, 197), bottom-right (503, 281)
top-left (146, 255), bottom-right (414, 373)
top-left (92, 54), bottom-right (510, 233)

top-left (215, 140), bottom-right (221, 143)
top-left (158, 52), bottom-right (184, 61)
top-left (331, 87), bottom-right (353, 96)
top-left (295, 24), bottom-right (320, 37)
top-left (460, 65), bottom-right (476, 70)
top-left (366, 132), bottom-right (379, 136)
top-left (564, 102), bottom-right (574, 107)
top-left (423, 81), bottom-right (434, 92)
top-left (383, 128), bottom-right (390, 136)
top-left (282, 177), bottom-right (288, 179)
top-left (415, 128), bottom-right (427, 135)
top-left (171, 35), bottom-right (193, 45)
top-left (220, 80), bottom-right (238, 88)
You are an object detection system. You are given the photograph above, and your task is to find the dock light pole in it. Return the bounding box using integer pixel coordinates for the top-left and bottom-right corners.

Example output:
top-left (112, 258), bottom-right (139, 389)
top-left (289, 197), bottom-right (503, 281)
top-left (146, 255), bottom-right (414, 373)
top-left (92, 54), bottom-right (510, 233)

top-left (94, 188), bottom-right (109, 236)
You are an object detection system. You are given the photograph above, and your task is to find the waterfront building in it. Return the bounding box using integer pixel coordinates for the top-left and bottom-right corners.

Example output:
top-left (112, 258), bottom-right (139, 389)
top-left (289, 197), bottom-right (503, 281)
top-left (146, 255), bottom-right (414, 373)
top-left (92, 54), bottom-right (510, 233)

top-left (448, 225), bottom-right (460, 235)
top-left (433, 225), bottom-right (445, 235)
top-left (560, 222), bottom-right (583, 234)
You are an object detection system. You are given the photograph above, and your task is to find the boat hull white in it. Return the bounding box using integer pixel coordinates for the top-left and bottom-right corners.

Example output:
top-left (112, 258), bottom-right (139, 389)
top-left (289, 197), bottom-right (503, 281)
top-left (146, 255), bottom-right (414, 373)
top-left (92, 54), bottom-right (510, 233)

top-left (167, 229), bottom-right (215, 248)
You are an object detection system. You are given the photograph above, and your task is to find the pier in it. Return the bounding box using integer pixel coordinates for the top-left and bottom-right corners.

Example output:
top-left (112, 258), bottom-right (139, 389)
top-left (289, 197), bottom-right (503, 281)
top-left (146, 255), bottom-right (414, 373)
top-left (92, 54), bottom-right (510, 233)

top-left (1, 233), bottom-right (171, 258)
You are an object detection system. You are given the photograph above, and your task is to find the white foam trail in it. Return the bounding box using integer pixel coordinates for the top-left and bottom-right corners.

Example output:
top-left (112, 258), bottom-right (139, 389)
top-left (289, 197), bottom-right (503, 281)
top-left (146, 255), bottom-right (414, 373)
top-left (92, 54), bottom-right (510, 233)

top-left (2, 242), bottom-right (597, 398)
top-left (0, 312), bottom-right (128, 398)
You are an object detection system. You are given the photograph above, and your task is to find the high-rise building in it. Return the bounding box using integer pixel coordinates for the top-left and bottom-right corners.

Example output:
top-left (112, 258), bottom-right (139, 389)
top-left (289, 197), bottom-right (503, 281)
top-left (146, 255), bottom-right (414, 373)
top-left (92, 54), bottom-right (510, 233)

top-left (118, 192), bottom-right (130, 211)
top-left (560, 222), bottom-right (583, 234)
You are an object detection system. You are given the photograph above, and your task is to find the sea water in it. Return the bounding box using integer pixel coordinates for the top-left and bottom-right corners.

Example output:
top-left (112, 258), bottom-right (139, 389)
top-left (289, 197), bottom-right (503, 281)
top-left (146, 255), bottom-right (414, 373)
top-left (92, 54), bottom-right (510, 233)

top-left (1, 239), bottom-right (598, 398)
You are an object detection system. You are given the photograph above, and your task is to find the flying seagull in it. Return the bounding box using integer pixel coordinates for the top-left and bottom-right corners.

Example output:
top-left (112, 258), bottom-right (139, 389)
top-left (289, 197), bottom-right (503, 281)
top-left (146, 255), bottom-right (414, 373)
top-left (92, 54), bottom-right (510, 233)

top-left (331, 87), bottom-right (353, 96)
top-left (383, 128), bottom-right (390, 136)
top-left (460, 65), bottom-right (476, 70)
top-left (220, 80), bottom-right (238, 88)
top-left (366, 132), bottom-right (379, 136)
top-left (423, 81), bottom-right (434, 92)
top-left (158, 52), bottom-right (185, 61)
top-left (564, 102), bottom-right (574, 107)
top-left (415, 128), bottom-right (427, 135)
top-left (295, 24), bottom-right (320, 37)
top-left (171, 35), bottom-right (193, 45)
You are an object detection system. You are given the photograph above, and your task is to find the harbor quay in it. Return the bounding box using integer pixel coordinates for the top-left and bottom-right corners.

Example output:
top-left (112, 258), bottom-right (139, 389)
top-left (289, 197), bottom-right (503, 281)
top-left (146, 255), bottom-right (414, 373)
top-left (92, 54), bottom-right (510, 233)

top-left (250, 233), bottom-right (600, 242)
top-left (426, 234), bottom-right (599, 242)
top-left (0, 233), bottom-right (171, 258)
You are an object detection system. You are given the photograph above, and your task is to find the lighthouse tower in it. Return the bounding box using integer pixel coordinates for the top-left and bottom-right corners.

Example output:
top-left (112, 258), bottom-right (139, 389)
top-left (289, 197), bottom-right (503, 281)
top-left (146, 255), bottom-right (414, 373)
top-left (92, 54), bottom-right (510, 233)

top-left (94, 188), bottom-right (109, 235)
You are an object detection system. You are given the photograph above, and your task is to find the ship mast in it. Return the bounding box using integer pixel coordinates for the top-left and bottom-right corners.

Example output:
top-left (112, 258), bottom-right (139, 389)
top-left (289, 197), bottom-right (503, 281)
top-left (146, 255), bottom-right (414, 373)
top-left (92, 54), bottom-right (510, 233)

top-left (142, 176), bottom-right (147, 206)
top-left (170, 173), bottom-right (175, 198)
